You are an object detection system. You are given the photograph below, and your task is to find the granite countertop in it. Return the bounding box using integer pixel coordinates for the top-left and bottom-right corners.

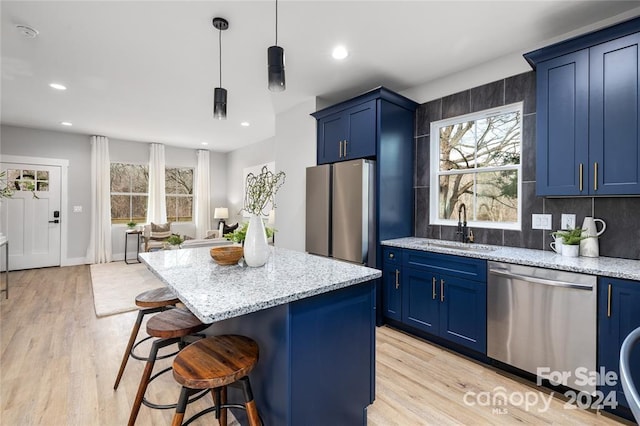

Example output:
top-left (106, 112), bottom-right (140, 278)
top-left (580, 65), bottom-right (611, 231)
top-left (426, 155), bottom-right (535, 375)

top-left (139, 246), bottom-right (381, 324)
top-left (381, 237), bottom-right (640, 281)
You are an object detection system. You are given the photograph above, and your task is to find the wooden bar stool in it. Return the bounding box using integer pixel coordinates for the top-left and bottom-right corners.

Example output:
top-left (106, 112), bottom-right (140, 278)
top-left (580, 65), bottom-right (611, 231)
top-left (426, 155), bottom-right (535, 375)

top-left (171, 335), bottom-right (261, 426)
top-left (128, 307), bottom-right (209, 426)
top-left (114, 287), bottom-right (180, 390)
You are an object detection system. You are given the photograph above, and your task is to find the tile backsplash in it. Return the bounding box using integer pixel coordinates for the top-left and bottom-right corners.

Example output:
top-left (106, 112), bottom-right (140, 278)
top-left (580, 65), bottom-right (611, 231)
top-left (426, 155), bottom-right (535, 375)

top-left (414, 71), bottom-right (640, 260)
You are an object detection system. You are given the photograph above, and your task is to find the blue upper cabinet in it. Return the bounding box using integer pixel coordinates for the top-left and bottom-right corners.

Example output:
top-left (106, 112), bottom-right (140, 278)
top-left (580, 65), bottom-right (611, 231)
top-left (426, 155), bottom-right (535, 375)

top-left (526, 17), bottom-right (640, 196)
top-left (590, 33), bottom-right (640, 195)
top-left (535, 51), bottom-right (589, 196)
top-left (315, 100), bottom-right (376, 164)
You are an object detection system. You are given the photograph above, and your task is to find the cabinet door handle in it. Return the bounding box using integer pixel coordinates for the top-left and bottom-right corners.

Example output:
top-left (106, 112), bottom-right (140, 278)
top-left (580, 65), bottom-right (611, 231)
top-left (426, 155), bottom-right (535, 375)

top-left (579, 163), bottom-right (583, 192)
top-left (594, 162), bottom-right (598, 191)
top-left (440, 279), bottom-right (445, 302)
top-left (607, 283), bottom-right (612, 318)
top-left (432, 277), bottom-right (436, 299)
top-left (395, 270), bottom-right (400, 290)
top-left (344, 140), bottom-right (348, 157)
top-left (339, 140), bottom-right (343, 158)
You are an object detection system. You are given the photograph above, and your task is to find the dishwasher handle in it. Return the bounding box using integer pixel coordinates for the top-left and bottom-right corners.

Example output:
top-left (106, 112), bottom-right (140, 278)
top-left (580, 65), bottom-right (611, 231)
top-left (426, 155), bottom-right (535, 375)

top-left (489, 268), bottom-right (594, 290)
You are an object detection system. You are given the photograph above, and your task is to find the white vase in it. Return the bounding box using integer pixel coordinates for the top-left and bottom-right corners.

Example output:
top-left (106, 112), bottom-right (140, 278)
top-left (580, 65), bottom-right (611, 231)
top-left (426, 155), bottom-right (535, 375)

top-left (244, 214), bottom-right (269, 267)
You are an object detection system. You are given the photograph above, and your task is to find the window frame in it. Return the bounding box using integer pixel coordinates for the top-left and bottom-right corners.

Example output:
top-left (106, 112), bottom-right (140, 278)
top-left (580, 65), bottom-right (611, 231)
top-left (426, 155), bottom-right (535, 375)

top-left (164, 166), bottom-right (194, 223)
top-left (428, 102), bottom-right (523, 231)
top-left (110, 162), bottom-right (149, 225)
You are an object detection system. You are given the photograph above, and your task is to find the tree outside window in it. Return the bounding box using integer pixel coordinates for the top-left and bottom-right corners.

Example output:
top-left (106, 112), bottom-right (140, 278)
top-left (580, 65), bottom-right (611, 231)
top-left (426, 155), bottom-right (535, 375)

top-left (429, 103), bottom-right (522, 230)
top-left (110, 163), bottom-right (149, 224)
top-left (165, 167), bottom-right (193, 222)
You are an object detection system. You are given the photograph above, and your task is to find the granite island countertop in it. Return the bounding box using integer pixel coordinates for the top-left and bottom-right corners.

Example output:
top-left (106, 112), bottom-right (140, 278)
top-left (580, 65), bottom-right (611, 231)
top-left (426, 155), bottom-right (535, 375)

top-left (139, 246), bottom-right (381, 323)
top-left (381, 237), bottom-right (640, 281)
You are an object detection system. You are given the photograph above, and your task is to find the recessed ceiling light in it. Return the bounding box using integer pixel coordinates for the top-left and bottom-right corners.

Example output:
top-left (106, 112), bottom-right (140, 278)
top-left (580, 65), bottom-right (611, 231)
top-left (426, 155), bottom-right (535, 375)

top-left (240, 121), bottom-right (250, 127)
top-left (49, 83), bottom-right (67, 91)
top-left (332, 45), bottom-right (349, 60)
top-left (201, 142), bottom-right (209, 146)
top-left (60, 121), bottom-right (72, 126)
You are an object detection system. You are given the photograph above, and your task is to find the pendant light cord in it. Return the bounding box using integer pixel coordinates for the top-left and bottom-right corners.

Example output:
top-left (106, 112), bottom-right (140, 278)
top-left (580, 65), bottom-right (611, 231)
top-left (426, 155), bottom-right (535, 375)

top-left (275, 0), bottom-right (278, 46)
top-left (218, 28), bottom-right (222, 87)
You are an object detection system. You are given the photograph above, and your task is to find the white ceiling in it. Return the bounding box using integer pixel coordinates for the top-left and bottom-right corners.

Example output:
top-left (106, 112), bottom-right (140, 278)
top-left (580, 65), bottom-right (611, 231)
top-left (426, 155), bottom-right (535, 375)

top-left (2, 1), bottom-right (639, 152)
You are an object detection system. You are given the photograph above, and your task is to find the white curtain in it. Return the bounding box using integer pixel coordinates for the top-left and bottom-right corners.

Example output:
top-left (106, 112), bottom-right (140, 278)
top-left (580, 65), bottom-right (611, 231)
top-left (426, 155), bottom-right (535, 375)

top-left (194, 150), bottom-right (211, 239)
top-left (86, 135), bottom-right (112, 264)
top-left (146, 143), bottom-right (167, 224)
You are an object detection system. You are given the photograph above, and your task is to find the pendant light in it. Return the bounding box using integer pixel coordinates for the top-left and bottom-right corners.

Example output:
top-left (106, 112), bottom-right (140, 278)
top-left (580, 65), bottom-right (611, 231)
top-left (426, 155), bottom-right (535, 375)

top-left (213, 17), bottom-right (228, 119)
top-left (268, 0), bottom-right (285, 92)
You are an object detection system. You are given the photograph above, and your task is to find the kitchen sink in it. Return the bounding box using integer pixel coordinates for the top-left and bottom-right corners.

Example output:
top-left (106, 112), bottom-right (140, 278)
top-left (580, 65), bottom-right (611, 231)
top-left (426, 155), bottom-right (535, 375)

top-left (418, 241), bottom-right (497, 253)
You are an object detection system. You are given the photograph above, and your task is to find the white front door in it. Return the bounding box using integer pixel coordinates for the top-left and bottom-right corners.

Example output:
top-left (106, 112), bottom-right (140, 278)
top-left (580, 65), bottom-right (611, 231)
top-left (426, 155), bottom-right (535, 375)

top-left (1, 163), bottom-right (62, 270)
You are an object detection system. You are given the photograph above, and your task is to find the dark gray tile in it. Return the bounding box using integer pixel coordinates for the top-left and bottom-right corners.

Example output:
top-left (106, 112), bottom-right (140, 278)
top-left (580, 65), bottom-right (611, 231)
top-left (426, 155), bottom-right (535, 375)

top-left (414, 187), bottom-right (430, 237)
top-left (440, 225), bottom-right (459, 242)
top-left (415, 136), bottom-right (430, 188)
top-left (505, 71), bottom-right (536, 114)
top-left (594, 198), bottom-right (640, 260)
top-left (469, 227), bottom-right (503, 245)
top-left (544, 197), bottom-right (593, 232)
top-left (470, 80), bottom-right (504, 112)
top-left (522, 114), bottom-right (536, 182)
top-left (504, 182), bottom-right (544, 249)
top-left (415, 99), bottom-right (442, 137)
top-left (426, 225), bottom-right (441, 239)
top-left (442, 91), bottom-right (470, 119)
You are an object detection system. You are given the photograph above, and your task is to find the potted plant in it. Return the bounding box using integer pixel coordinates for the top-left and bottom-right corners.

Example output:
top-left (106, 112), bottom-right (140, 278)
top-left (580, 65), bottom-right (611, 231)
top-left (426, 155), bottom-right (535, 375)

top-left (552, 228), bottom-right (587, 257)
top-left (224, 222), bottom-right (274, 245)
top-left (126, 221), bottom-right (137, 230)
top-left (166, 234), bottom-right (183, 249)
top-left (242, 166), bottom-right (285, 267)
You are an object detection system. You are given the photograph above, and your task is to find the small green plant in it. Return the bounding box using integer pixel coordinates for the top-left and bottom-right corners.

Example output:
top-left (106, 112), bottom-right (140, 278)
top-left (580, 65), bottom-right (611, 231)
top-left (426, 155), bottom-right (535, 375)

top-left (126, 221), bottom-right (137, 229)
top-left (552, 227), bottom-right (588, 245)
top-left (166, 235), bottom-right (183, 246)
top-left (224, 222), bottom-right (274, 244)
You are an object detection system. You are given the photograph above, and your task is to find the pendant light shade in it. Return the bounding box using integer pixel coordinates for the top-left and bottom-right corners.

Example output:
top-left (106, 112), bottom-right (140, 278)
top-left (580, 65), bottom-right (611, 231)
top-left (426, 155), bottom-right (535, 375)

top-left (213, 87), bottom-right (227, 120)
top-left (213, 17), bottom-right (228, 120)
top-left (268, 0), bottom-right (286, 92)
top-left (268, 46), bottom-right (285, 92)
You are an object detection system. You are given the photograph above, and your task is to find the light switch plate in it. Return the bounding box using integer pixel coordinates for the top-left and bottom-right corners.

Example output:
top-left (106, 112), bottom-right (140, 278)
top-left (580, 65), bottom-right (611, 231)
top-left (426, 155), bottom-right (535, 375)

top-left (532, 214), bottom-right (552, 230)
top-left (561, 214), bottom-right (576, 229)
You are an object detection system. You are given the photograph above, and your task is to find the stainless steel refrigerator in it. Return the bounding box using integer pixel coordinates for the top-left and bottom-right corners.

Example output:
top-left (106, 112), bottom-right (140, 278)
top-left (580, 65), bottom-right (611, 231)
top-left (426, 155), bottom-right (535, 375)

top-left (305, 159), bottom-right (376, 267)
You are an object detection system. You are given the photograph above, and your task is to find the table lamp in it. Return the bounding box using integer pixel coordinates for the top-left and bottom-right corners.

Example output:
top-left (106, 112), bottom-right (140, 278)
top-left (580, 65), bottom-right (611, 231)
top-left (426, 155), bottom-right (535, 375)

top-left (214, 207), bottom-right (229, 237)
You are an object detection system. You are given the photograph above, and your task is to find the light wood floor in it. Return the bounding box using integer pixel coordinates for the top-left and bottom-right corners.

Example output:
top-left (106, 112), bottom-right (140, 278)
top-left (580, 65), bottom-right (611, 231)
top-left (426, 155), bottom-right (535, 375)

top-left (0, 265), bottom-right (631, 425)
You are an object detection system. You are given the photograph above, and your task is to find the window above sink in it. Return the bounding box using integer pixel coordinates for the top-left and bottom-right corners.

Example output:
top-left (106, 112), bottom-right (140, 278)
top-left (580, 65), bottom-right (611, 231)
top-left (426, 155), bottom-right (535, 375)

top-left (429, 103), bottom-right (523, 231)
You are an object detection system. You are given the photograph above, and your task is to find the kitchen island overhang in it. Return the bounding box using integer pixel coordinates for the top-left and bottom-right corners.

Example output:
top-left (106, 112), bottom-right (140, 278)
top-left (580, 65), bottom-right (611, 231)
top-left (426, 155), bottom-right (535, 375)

top-left (139, 246), bottom-right (381, 425)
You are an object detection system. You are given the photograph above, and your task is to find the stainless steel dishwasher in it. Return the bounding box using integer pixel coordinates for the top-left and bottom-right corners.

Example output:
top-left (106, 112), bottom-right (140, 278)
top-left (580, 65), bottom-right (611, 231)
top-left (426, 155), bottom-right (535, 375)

top-left (487, 261), bottom-right (597, 394)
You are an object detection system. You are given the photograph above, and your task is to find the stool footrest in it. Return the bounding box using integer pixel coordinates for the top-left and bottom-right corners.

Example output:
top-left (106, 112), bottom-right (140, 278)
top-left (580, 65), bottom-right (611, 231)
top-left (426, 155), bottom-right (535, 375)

top-left (131, 336), bottom-right (178, 361)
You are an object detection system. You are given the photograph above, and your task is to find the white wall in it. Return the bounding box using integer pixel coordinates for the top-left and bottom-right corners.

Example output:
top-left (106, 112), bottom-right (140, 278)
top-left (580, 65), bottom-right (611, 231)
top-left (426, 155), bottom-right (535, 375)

top-left (224, 138), bottom-right (275, 225)
top-left (273, 98), bottom-right (317, 251)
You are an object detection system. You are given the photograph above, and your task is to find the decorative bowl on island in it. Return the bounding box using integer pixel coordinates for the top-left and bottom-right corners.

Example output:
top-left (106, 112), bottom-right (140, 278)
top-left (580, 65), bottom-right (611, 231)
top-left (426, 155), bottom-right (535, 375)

top-left (210, 246), bottom-right (243, 265)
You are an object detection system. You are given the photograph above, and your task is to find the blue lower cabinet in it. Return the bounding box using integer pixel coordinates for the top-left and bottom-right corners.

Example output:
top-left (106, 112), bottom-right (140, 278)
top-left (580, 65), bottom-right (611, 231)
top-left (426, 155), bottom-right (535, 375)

top-left (382, 247), bottom-right (487, 354)
top-left (598, 277), bottom-right (640, 411)
top-left (439, 274), bottom-right (487, 353)
top-left (402, 267), bottom-right (439, 333)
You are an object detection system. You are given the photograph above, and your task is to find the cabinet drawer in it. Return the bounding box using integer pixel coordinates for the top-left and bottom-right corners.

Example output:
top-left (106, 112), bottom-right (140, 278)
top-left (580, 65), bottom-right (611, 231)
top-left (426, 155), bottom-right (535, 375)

top-left (382, 247), bottom-right (402, 264)
top-left (403, 249), bottom-right (487, 282)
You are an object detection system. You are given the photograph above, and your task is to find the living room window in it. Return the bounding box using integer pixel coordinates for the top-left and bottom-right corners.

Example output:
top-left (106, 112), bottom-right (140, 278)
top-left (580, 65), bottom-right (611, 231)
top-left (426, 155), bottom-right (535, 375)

top-left (429, 103), bottom-right (522, 230)
top-left (165, 167), bottom-right (193, 222)
top-left (110, 163), bottom-right (149, 224)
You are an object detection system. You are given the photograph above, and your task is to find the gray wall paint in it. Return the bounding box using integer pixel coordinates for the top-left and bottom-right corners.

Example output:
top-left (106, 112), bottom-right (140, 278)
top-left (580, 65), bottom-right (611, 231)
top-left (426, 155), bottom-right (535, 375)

top-left (1, 124), bottom-right (228, 264)
top-left (414, 72), bottom-right (640, 260)
top-left (1, 124), bottom-right (92, 262)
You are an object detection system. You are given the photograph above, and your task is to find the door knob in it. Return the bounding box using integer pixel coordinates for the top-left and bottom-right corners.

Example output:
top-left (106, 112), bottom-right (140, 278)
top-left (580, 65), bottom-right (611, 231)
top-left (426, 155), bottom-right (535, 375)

top-left (49, 219), bottom-right (60, 224)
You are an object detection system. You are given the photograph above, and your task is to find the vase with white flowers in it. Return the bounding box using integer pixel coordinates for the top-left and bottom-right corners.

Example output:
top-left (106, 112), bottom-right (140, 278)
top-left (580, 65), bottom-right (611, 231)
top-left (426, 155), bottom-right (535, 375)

top-left (242, 166), bottom-right (285, 267)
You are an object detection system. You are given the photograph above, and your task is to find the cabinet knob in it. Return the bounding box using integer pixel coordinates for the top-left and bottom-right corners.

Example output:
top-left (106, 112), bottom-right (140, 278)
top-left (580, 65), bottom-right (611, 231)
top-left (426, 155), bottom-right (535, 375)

top-left (389, 253), bottom-right (394, 259)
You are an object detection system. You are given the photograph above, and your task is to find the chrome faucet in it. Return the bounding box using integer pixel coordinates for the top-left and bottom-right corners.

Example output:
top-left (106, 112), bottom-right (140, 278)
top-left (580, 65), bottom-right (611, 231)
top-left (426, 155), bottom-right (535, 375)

top-left (457, 203), bottom-right (470, 243)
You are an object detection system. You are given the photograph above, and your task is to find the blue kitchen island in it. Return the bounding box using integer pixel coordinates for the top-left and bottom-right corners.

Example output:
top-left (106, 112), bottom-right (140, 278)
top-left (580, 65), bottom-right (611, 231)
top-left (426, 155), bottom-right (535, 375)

top-left (139, 246), bottom-right (381, 425)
